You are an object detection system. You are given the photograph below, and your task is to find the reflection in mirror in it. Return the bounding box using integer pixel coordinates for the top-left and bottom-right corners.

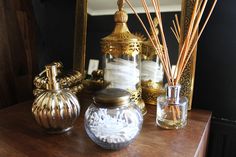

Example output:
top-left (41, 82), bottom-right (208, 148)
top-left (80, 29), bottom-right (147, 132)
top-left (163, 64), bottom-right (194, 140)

top-left (86, 0), bottom-right (181, 70)
top-left (88, 0), bottom-right (181, 15)
top-left (85, 0), bottom-right (197, 109)
top-left (32, 0), bottom-right (77, 71)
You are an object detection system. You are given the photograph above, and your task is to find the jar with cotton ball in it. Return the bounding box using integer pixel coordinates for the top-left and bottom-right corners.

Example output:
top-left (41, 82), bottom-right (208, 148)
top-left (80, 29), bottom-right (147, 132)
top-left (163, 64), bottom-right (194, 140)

top-left (100, 0), bottom-right (146, 115)
top-left (84, 88), bottom-right (143, 150)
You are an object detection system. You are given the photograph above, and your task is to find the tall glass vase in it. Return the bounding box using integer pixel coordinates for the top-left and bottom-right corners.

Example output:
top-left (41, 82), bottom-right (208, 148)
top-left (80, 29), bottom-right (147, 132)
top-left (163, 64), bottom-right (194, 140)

top-left (156, 84), bottom-right (188, 129)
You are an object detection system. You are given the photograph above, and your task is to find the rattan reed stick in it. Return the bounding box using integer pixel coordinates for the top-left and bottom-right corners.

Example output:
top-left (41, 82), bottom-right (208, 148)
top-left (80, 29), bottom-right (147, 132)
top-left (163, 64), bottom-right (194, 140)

top-left (177, 0), bottom-right (218, 82)
top-left (175, 14), bottom-right (180, 34)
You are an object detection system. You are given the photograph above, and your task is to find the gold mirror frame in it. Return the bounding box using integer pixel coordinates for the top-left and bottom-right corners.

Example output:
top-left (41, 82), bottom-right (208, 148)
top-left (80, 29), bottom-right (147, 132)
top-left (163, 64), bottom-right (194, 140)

top-left (180, 0), bottom-right (197, 110)
top-left (73, 0), bottom-right (87, 76)
top-left (73, 0), bottom-right (197, 110)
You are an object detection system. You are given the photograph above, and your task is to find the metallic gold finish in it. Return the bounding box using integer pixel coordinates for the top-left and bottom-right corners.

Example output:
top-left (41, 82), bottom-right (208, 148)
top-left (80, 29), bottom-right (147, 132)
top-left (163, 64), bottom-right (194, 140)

top-left (94, 88), bottom-right (130, 108)
top-left (141, 81), bottom-right (165, 105)
top-left (33, 88), bottom-right (44, 97)
top-left (100, 0), bottom-right (141, 58)
top-left (83, 70), bottom-right (108, 91)
top-left (101, 0), bottom-right (146, 115)
top-left (91, 69), bottom-right (103, 80)
top-left (83, 80), bottom-right (107, 91)
top-left (45, 64), bottom-right (60, 90)
top-left (32, 90), bottom-right (80, 134)
top-left (32, 64), bottom-right (80, 134)
top-left (59, 71), bottom-right (83, 87)
top-left (33, 84), bottom-right (84, 97)
top-left (34, 71), bottom-right (83, 89)
top-left (180, 0), bottom-right (197, 110)
top-left (127, 86), bottom-right (147, 115)
top-left (73, 0), bottom-right (87, 76)
top-left (33, 62), bottom-right (83, 96)
top-left (69, 84), bottom-right (84, 95)
top-left (134, 32), bottom-right (147, 42)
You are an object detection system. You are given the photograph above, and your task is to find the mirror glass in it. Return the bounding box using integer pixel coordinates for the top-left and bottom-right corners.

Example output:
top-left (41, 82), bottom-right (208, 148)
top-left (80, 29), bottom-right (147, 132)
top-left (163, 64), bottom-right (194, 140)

top-left (88, 0), bottom-right (181, 15)
top-left (86, 0), bottom-right (182, 70)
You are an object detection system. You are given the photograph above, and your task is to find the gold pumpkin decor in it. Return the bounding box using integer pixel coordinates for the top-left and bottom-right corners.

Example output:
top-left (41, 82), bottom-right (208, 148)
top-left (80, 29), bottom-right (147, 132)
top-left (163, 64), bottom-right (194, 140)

top-left (32, 63), bottom-right (80, 134)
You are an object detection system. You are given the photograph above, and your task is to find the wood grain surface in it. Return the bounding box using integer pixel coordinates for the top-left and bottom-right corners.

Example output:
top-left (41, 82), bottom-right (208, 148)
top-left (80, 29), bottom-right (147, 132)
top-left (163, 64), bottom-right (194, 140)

top-left (0, 0), bottom-right (38, 108)
top-left (0, 96), bottom-right (211, 157)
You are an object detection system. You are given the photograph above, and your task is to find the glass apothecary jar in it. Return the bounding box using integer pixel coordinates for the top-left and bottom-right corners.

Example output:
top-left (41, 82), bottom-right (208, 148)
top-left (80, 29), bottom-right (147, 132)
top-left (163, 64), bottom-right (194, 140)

top-left (156, 84), bottom-right (188, 129)
top-left (84, 88), bottom-right (143, 150)
top-left (100, 1), bottom-right (146, 114)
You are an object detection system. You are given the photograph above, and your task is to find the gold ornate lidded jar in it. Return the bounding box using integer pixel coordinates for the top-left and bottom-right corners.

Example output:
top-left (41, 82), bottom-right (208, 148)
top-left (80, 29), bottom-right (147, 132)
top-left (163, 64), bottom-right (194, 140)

top-left (32, 63), bottom-right (80, 134)
top-left (100, 0), bottom-right (146, 115)
top-left (141, 18), bottom-right (165, 105)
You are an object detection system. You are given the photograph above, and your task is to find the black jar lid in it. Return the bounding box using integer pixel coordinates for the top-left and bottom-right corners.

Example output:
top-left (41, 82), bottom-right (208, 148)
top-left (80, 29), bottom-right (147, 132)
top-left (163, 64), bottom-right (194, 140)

top-left (93, 88), bottom-right (130, 108)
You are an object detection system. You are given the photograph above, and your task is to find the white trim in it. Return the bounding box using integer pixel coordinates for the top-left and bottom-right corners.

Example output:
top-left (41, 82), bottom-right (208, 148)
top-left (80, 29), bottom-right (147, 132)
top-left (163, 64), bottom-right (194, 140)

top-left (88, 5), bottom-right (181, 16)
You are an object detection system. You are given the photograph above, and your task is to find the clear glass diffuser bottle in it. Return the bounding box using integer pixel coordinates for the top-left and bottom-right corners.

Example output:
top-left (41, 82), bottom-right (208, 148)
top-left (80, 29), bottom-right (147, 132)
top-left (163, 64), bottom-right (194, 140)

top-left (156, 84), bottom-right (188, 129)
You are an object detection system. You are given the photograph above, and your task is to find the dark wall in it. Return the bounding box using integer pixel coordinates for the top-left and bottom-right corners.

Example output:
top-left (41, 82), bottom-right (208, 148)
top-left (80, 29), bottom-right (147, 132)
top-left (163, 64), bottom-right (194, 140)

top-left (191, 2), bottom-right (236, 155)
top-left (193, 0), bottom-right (236, 121)
top-left (32, 0), bottom-right (76, 70)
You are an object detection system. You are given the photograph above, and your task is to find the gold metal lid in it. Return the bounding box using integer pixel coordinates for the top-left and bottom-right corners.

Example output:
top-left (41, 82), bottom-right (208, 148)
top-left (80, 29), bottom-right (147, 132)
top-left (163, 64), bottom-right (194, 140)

top-left (93, 88), bottom-right (130, 108)
top-left (100, 0), bottom-right (142, 57)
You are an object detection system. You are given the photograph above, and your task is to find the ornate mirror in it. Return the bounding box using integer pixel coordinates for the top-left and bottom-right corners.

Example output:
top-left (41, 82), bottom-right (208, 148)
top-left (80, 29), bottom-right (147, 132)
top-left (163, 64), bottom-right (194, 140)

top-left (73, 0), bottom-right (197, 109)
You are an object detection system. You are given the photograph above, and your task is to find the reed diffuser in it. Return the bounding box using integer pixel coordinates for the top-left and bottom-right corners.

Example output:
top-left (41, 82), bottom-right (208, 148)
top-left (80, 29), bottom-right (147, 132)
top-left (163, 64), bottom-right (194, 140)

top-left (125, 0), bottom-right (217, 129)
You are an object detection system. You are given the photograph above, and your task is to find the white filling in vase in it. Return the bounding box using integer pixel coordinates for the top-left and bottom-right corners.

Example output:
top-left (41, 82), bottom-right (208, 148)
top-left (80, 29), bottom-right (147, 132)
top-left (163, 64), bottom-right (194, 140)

top-left (104, 58), bottom-right (140, 90)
